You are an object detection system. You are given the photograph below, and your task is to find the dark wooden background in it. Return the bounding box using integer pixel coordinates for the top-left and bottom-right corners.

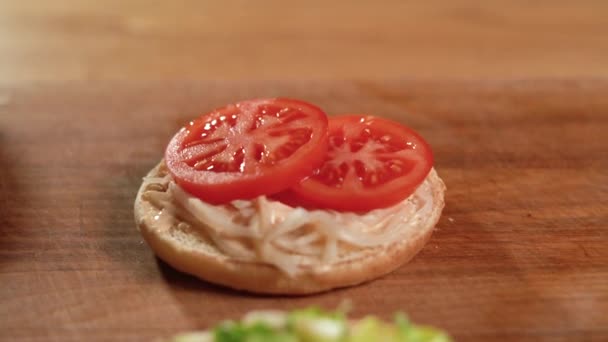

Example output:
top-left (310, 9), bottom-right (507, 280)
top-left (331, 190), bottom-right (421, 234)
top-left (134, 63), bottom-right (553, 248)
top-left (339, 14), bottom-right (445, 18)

top-left (1, 80), bottom-right (606, 341)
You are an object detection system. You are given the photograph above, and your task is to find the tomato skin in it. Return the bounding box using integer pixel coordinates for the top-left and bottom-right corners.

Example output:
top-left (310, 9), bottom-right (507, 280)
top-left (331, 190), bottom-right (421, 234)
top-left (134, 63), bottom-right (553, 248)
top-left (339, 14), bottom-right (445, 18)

top-left (288, 115), bottom-right (434, 212)
top-left (269, 189), bottom-right (321, 209)
top-left (164, 98), bottom-right (329, 204)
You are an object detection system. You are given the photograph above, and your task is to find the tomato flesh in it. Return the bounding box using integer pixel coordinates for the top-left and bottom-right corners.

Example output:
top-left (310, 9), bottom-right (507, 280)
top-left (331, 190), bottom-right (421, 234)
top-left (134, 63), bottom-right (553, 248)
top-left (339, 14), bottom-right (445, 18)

top-left (288, 115), bottom-right (433, 212)
top-left (165, 98), bottom-right (328, 203)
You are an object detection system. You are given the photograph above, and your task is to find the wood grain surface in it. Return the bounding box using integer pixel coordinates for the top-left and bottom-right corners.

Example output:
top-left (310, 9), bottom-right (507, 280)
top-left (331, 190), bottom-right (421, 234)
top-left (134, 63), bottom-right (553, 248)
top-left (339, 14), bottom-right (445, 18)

top-left (1, 80), bottom-right (607, 341)
top-left (1, 0), bottom-right (608, 82)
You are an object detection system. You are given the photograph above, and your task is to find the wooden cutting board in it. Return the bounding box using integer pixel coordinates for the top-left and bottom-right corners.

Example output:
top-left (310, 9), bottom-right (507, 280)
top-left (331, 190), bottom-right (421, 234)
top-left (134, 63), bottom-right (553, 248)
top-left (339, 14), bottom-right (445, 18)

top-left (1, 80), bottom-right (606, 341)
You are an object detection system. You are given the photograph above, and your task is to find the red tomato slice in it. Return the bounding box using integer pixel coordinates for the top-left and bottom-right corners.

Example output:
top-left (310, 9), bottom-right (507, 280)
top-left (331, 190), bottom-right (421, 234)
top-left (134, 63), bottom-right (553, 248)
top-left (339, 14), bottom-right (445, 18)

top-left (165, 98), bottom-right (329, 203)
top-left (288, 115), bottom-right (433, 212)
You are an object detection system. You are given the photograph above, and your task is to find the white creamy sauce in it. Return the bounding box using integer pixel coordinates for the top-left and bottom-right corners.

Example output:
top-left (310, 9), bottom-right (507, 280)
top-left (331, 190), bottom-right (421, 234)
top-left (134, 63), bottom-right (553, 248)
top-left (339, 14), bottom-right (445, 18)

top-left (138, 169), bottom-right (435, 276)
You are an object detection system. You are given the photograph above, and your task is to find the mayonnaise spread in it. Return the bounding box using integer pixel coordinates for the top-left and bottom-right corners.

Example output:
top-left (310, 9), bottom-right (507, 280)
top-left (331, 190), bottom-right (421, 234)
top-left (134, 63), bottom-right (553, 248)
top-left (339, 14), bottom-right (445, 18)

top-left (137, 164), bottom-right (436, 276)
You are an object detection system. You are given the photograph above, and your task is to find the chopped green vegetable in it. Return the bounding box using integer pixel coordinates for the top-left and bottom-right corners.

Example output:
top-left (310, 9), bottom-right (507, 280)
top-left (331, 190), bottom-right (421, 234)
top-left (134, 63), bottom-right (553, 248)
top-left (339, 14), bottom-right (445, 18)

top-left (350, 316), bottom-right (392, 341)
top-left (287, 307), bottom-right (347, 342)
top-left (214, 321), bottom-right (297, 342)
top-left (170, 331), bottom-right (213, 342)
top-left (168, 308), bottom-right (451, 342)
top-left (394, 313), bottom-right (451, 342)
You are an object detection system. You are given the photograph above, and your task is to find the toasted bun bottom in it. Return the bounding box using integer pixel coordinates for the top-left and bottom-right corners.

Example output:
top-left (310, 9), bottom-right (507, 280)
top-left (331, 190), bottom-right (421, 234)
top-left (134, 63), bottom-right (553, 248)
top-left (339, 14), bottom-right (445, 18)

top-left (134, 164), bottom-right (446, 295)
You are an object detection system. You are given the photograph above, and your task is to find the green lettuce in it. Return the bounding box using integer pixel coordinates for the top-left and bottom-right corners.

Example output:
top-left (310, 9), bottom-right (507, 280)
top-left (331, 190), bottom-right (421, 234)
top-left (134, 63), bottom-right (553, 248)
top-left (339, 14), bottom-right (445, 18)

top-left (168, 308), bottom-right (451, 342)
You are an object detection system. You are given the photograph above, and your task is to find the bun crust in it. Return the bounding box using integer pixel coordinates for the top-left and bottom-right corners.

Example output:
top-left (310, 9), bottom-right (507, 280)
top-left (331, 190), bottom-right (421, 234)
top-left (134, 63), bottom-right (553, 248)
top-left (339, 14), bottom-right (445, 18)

top-left (134, 163), bottom-right (446, 295)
